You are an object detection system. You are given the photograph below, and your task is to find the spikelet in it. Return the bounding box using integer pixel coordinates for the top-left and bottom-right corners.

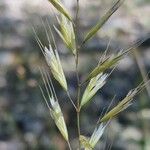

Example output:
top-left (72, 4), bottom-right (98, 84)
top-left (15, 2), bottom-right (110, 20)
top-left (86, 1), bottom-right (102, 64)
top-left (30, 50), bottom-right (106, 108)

top-left (83, 0), bottom-right (124, 43)
top-left (80, 73), bottom-right (108, 108)
top-left (39, 70), bottom-right (69, 141)
top-left (85, 38), bottom-right (147, 82)
top-left (79, 135), bottom-right (91, 150)
top-left (89, 123), bottom-right (108, 149)
top-left (48, 0), bottom-right (72, 21)
top-left (80, 123), bottom-right (108, 149)
top-left (44, 45), bottom-right (68, 91)
top-left (85, 50), bottom-right (127, 82)
top-left (50, 100), bottom-right (69, 141)
top-left (54, 15), bottom-right (76, 55)
top-left (100, 82), bottom-right (147, 122)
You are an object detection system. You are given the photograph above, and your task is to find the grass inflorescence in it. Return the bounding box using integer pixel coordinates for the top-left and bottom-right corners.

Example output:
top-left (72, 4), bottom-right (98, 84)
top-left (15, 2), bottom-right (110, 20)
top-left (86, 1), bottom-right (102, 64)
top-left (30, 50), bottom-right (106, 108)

top-left (35, 0), bottom-right (150, 149)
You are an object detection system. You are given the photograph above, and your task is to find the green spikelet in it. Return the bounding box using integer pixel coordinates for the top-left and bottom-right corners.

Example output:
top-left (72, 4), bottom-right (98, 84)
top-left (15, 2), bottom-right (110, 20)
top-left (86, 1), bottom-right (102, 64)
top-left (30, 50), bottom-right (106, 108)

top-left (48, 0), bottom-right (72, 21)
top-left (83, 0), bottom-right (124, 43)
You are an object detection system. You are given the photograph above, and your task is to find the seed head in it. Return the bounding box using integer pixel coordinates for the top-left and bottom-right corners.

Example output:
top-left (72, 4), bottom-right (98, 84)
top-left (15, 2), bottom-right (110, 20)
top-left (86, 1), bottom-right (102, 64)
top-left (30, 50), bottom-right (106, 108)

top-left (44, 45), bottom-right (68, 91)
top-left (80, 73), bottom-right (108, 108)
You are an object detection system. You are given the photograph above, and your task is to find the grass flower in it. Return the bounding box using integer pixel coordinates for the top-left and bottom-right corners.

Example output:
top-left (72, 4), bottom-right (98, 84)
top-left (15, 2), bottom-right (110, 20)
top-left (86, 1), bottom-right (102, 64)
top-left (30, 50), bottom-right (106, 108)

top-left (48, 0), bottom-right (72, 21)
top-left (89, 123), bottom-right (108, 149)
top-left (54, 15), bottom-right (76, 55)
top-left (83, 0), bottom-right (124, 43)
top-left (85, 37), bottom-right (146, 82)
top-left (50, 100), bottom-right (69, 141)
top-left (80, 73), bottom-right (108, 108)
top-left (100, 82), bottom-right (148, 122)
top-left (44, 45), bottom-right (68, 91)
top-left (80, 123), bottom-right (108, 149)
top-left (85, 50), bottom-right (128, 82)
top-left (39, 70), bottom-right (69, 141)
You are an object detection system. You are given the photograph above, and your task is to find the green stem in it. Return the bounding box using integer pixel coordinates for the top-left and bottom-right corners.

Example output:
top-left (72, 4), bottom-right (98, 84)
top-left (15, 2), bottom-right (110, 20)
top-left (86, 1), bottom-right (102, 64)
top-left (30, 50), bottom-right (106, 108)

top-left (75, 0), bottom-right (80, 26)
top-left (75, 52), bottom-right (81, 149)
top-left (67, 141), bottom-right (72, 150)
top-left (77, 109), bottom-right (81, 148)
top-left (75, 0), bottom-right (81, 149)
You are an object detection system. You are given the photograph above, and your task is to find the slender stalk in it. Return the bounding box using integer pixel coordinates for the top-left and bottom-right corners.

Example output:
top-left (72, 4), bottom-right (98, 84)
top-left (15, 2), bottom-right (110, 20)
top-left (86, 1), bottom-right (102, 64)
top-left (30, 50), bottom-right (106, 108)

top-left (67, 91), bottom-right (78, 111)
top-left (76, 55), bottom-right (81, 150)
top-left (75, 0), bottom-right (81, 149)
top-left (75, 0), bottom-right (80, 26)
top-left (75, 46), bottom-right (81, 150)
top-left (67, 141), bottom-right (72, 150)
top-left (77, 108), bottom-right (81, 149)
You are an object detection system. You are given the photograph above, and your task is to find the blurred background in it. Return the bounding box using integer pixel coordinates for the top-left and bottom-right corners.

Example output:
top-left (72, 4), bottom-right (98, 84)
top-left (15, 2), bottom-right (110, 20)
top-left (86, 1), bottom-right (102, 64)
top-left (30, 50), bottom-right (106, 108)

top-left (0, 0), bottom-right (150, 149)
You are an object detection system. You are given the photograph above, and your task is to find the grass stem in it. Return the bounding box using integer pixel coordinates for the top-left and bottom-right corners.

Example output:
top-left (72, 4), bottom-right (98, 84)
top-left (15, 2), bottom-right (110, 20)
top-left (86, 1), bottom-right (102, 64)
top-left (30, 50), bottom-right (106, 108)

top-left (75, 49), bottom-right (81, 150)
top-left (67, 141), bottom-right (72, 150)
top-left (75, 1), bottom-right (81, 149)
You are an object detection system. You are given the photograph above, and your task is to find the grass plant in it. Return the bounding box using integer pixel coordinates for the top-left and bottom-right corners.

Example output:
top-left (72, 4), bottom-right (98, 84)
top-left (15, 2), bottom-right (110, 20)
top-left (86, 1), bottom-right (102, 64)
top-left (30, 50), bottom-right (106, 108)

top-left (35, 0), bottom-right (149, 149)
